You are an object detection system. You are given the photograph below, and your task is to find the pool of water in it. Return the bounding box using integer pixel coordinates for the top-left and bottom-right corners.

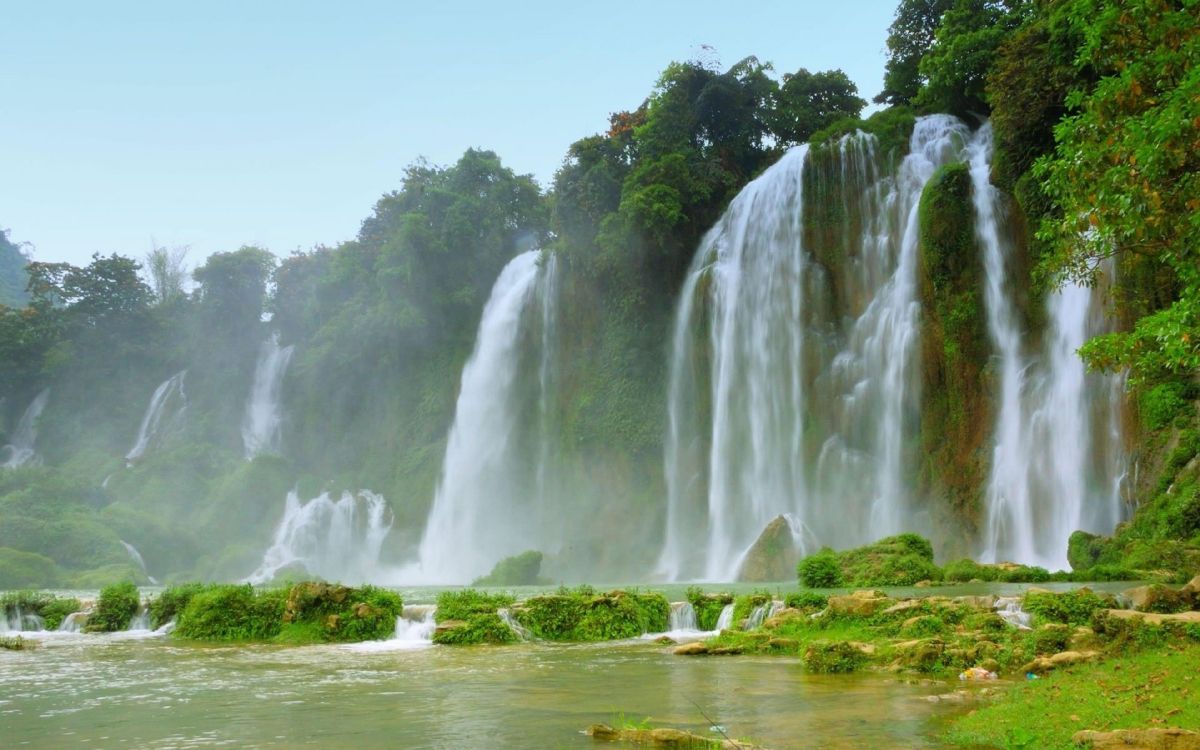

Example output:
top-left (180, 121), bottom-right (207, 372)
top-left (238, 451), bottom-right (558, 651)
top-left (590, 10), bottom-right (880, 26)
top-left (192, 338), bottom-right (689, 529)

top-left (0, 632), bottom-right (986, 749)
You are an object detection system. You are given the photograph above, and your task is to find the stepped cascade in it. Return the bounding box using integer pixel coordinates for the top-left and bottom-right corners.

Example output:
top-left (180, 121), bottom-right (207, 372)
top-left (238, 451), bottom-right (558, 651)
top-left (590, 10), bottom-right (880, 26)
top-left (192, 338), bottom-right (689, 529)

top-left (2, 388), bottom-right (50, 469)
top-left (409, 249), bottom-right (561, 583)
top-left (660, 116), bottom-right (1127, 580)
top-left (661, 116), bottom-right (971, 581)
top-left (242, 332), bottom-right (294, 460)
top-left (125, 371), bottom-right (188, 463)
top-left (971, 124), bottom-right (1127, 569)
top-left (246, 489), bottom-right (393, 584)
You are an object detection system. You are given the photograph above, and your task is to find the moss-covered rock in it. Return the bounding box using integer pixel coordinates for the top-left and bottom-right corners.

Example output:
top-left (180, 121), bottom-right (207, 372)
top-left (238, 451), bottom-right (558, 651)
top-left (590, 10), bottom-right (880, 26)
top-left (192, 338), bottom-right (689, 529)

top-left (803, 640), bottom-right (869, 673)
top-left (737, 515), bottom-right (801, 582)
top-left (471, 550), bottom-right (546, 586)
top-left (514, 587), bottom-right (669, 641)
top-left (800, 534), bottom-right (942, 588)
top-left (686, 588), bottom-right (734, 631)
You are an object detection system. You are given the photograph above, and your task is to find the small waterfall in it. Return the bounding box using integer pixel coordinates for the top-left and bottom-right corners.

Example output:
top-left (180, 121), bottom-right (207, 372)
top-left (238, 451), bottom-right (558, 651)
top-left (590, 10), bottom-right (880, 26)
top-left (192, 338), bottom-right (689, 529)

top-left (411, 250), bottom-right (560, 584)
top-left (120, 540), bottom-right (158, 584)
top-left (242, 332), bottom-right (294, 460)
top-left (714, 604), bottom-right (735, 631)
top-left (498, 608), bottom-right (531, 641)
top-left (57, 612), bottom-right (87, 633)
top-left (2, 388), bottom-right (50, 469)
top-left (246, 489), bottom-right (393, 584)
top-left (661, 116), bottom-right (969, 581)
top-left (125, 371), bottom-right (187, 462)
top-left (128, 606), bottom-right (151, 631)
top-left (668, 601), bottom-right (699, 633)
top-left (974, 123), bottom-right (1126, 569)
top-left (744, 600), bottom-right (784, 630)
top-left (994, 596), bottom-right (1032, 629)
top-left (2, 607), bottom-right (44, 632)
top-left (396, 605), bottom-right (437, 643)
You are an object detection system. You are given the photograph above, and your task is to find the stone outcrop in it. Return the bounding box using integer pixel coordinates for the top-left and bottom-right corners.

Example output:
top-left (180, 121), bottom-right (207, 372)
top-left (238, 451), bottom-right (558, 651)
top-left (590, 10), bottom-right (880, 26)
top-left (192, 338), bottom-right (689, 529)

top-left (827, 590), bottom-right (892, 617)
top-left (1072, 728), bottom-right (1200, 749)
top-left (737, 515), bottom-right (801, 582)
top-left (1102, 609), bottom-right (1200, 625)
top-left (587, 724), bottom-right (768, 749)
top-left (1021, 650), bottom-right (1100, 674)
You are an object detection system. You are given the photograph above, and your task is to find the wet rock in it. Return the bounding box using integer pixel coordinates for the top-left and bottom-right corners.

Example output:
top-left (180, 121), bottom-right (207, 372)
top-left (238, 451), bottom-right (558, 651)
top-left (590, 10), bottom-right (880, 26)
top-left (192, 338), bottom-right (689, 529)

top-left (1182, 575), bottom-right (1200, 595)
top-left (434, 619), bottom-right (467, 637)
top-left (709, 646), bottom-right (744, 655)
top-left (896, 639), bottom-right (944, 670)
top-left (586, 724), bottom-right (768, 749)
top-left (766, 637), bottom-right (798, 651)
top-left (1069, 626), bottom-right (1101, 651)
top-left (654, 636), bottom-right (676, 645)
top-left (673, 642), bottom-right (709, 655)
top-left (1072, 728), bottom-right (1200, 749)
top-left (737, 515), bottom-right (801, 582)
top-left (764, 607), bottom-right (804, 629)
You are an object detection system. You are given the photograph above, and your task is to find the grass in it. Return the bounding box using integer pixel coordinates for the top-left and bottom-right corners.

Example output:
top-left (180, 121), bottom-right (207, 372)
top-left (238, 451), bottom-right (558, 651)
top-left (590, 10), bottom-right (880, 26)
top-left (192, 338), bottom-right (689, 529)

top-left (945, 644), bottom-right (1200, 749)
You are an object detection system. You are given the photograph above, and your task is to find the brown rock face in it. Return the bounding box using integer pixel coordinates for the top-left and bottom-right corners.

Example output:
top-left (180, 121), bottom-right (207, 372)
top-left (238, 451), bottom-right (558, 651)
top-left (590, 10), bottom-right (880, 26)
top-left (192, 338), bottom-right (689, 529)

top-left (828, 591), bottom-right (892, 617)
top-left (736, 515), bottom-right (801, 582)
top-left (1072, 728), bottom-right (1200, 749)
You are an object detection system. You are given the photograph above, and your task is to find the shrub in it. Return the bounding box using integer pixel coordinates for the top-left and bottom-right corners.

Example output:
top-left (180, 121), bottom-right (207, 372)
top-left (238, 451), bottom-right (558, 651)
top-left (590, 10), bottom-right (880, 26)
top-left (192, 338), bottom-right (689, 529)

top-left (943, 558), bottom-right (998, 582)
top-left (803, 640), bottom-right (867, 673)
top-left (784, 591), bottom-right (829, 611)
top-left (86, 581), bottom-right (141, 632)
top-left (0, 548), bottom-right (60, 589)
top-left (1024, 589), bottom-right (1113, 626)
top-left (1139, 381), bottom-right (1190, 431)
top-left (798, 549), bottom-right (843, 588)
top-left (435, 589), bottom-right (515, 621)
top-left (731, 591), bottom-right (773, 627)
top-left (149, 583), bottom-right (210, 629)
top-left (514, 588), bottom-right (668, 641)
top-left (175, 584), bottom-right (285, 641)
top-left (40, 598), bottom-right (82, 630)
top-left (471, 550), bottom-right (545, 586)
top-left (431, 613), bottom-right (517, 645)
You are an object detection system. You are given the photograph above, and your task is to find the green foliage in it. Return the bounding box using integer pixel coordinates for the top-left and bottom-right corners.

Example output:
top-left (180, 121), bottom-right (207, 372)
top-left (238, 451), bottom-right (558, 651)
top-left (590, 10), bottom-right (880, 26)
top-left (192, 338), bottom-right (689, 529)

top-left (836, 534), bottom-right (942, 587)
top-left (0, 635), bottom-right (31, 650)
top-left (942, 558), bottom-right (998, 582)
top-left (783, 591), bottom-right (829, 611)
top-left (730, 591), bottom-right (773, 626)
top-left (515, 588), bottom-right (669, 641)
top-left (175, 584), bottom-right (286, 641)
top-left (434, 589), bottom-right (515, 622)
top-left (471, 550), bottom-right (546, 587)
top-left (769, 68), bottom-right (866, 145)
top-left (282, 583), bottom-right (404, 642)
top-left (39, 597), bottom-right (81, 630)
top-left (686, 587), bottom-right (734, 631)
top-left (0, 228), bottom-right (30, 308)
top-left (798, 549), bottom-right (843, 588)
top-left (86, 581), bottom-right (141, 632)
top-left (1067, 530), bottom-right (1108, 572)
top-left (1139, 382), bottom-right (1193, 431)
top-left (431, 613), bottom-right (518, 645)
top-left (0, 547), bottom-right (60, 589)
top-left (803, 640), bottom-right (868, 673)
top-left (1023, 589), bottom-right (1112, 626)
top-left (149, 583), bottom-right (210, 630)
top-left (875, 0), bottom-right (957, 105)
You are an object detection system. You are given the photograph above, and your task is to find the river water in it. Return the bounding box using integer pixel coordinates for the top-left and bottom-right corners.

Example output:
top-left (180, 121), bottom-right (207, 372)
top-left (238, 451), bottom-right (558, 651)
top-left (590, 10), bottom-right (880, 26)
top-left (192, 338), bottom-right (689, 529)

top-left (1, 634), bottom-right (977, 749)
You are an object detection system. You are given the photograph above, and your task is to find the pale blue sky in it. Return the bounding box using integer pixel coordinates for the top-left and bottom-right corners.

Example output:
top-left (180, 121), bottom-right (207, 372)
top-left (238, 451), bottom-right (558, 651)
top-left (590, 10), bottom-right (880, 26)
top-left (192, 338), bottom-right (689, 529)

top-left (1, 1), bottom-right (897, 267)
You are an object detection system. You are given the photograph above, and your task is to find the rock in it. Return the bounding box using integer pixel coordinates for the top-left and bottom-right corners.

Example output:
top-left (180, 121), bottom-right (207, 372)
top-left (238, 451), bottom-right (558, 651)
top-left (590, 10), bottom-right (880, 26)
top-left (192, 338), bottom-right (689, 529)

top-left (764, 607), bottom-right (804, 629)
top-left (766, 637), bottom-right (798, 651)
top-left (585, 723), bottom-right (768, 749)
top-left (709, 646), bottom-right (744, 655)
top-left (828, 591), bottom-right (892, 617)
top-left (954, 595), bottom-right (997, 611)
top-left (978, 658), bottom-right (1000, 673)
top-left (434, 619), bottom-right (467, 637)
top-left (737, 515), bottom-right (801, 582)
top-left (915, 580), bottom-right (933, 588)
top-left (895, 638), bottom-right (944, 670)
top-left (1022, 650), bottom-right (1099, 674)
top-left (1072, 728), bottom-right (1200, 749)
top-left (1069, 626), bottom-right (1101, 651)
top-left (1102, 609), bottom-right (1200, 625)
top-left (654, 636), bottom-right (676, 645)
top-left (1123, 584), bottom-right (1193, 613)
top-left (1182, 575), bottom-right (1200, 595)
top-left (881, 599), bottom-right (924, 616)
top-left (673, 641), bottom-right (709, 655)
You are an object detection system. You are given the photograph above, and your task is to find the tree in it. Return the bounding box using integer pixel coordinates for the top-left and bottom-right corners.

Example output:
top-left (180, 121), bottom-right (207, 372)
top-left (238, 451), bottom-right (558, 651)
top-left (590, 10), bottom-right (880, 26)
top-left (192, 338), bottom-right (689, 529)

top-left (1037, 0), bottom-right (1200, 381)
top-left (192, 246), bottom-right (276, 333)
top-left (145, 245), bottom-right (189, 304)
top-left (770, 68), bottom-right (867, 145)
top-left (875, 0), bottom-right (956, 105)
top-left (0, 229), bottom-right (30, 308)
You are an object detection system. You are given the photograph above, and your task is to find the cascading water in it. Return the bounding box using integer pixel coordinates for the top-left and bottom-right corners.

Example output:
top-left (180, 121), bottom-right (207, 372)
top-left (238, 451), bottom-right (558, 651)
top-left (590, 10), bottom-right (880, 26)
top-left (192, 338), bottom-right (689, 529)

top-left (410, 250), bottom-right (559, 584)
top-left (242, 332), bottom-right (294, 460)
top-left (120, 540), bottom-right (158, 584)
top-left (246, 489), bottom-right (393, 584)
top-left (125, 371), bottom-right (187, 463)
top-left (668, 601), bottom-right (699, 632)
top-left (2, 388), bottom-right (50, 469)
top-left (972, 123), bottom-right (1126, 569)
top-left (661, 116), bottom-right (970, 581)
top-left (714, 604), bottom-right (734, 631)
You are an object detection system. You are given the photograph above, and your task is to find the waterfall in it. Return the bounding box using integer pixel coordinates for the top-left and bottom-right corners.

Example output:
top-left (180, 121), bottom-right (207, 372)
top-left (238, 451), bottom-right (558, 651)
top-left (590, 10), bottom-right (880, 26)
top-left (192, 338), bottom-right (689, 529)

top-left (668, 601), bottom-right (699, 633)
top-left (994, 596), bottom-right (1032, 629)
top-left (744, 600), bottom-right (784, 630)
top-left (246, 489), bottom-right (393, 584)
top-left (125, 371), bottom-right (187, 463)
top-left (2, 389), bottom-right (50, 469)
top-left (57, 612), bottom-right (87, 633)
top-left (973, 123), bottom-right (1126, 569)
top-left (661, 116), bottom-right (970, 581)
top-left (714, 604), bottom-right (734, 631)
top-left (120, 540), bottom-right (158, 584)
top-left (498, 608), bottom-right (531, 641)
top-left (410, 250), bottom-right (559, 584)
top-left (242, 332), bottom-right (294, 460)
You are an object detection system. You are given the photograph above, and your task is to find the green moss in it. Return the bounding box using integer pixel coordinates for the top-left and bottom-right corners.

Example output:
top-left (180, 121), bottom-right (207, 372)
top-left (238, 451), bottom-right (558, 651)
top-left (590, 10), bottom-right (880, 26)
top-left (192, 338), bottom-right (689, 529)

top-left (471, 550), bottom-right (546, 586)
top-left (730, 591), bottom-right (773, 627)
top-left (39, 598), bottom-right (82, 630)
top-left (86, 581), bottom-right (141, 632)
top-left (432, 613), bottom-right (519, 645)
top-left (149, 583), bottom-right (209, 630)
top-left (174, 584), bottom-right (286, 641)
top-left (803, 640), bottom-right (868, 673)
top-left (942, 558), bottom-right (998, 582)
top-left (685, 588), bottom-right (733, 630)
top-left (797, 549), bottom-right (843, 588)
top-left (435, 589), bottom-right (515, 621)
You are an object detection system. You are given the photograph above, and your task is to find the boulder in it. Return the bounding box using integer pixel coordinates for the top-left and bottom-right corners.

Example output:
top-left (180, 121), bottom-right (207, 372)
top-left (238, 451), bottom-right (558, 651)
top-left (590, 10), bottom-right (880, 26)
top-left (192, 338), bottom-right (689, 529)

top-left (766, 637), bottom-right (798, 651)
top-left (1021, 650), bottom-right (1100, 674)
top-left (673, 642), bottom-right (709, 656)
top-left (954, 595), bottom-right (997, 611)
top-left (434, 619), bottom-right (467, 638)
top-left (586, 724), bottom-right (767, 749)
top-left (1101, 609), bottom-right (1200, 626)
top-left (1123, 584), bottom-right (1193, 613)
top-left (737, 515), bottom-right (801, 582)
top-left (1072, 728), bottom-right (1200, 749)
top-left (828, 591), bottom-right (892, 617)
top-left (764, 607), bottom-right (804, 629)
top-left (1182, 575), bottom-right (1200, 595)
top-left (1069, 626), bottom-right (1101, 651)
top-left (894, 638), bottom-right (945, 670)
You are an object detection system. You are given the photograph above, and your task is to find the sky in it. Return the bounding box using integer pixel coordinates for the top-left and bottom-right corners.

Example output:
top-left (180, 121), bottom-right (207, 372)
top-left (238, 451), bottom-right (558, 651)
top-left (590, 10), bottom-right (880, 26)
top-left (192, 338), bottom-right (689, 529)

top-left (1, 0), bottom-right (898, 267)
